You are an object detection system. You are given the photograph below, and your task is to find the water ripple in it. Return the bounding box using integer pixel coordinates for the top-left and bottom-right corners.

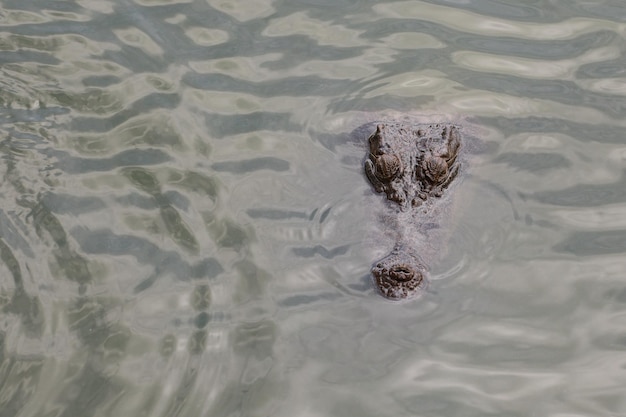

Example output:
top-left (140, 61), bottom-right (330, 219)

top-left (2, 0), bottom-right (626, 415)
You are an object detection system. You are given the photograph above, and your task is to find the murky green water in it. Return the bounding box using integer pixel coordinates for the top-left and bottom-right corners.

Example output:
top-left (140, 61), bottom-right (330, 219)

top-left (2, 0), bottom-right (626, 415)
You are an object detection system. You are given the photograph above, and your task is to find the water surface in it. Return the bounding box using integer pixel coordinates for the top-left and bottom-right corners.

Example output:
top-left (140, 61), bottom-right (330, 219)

top-left (2, 0), bottom-right (626, 416)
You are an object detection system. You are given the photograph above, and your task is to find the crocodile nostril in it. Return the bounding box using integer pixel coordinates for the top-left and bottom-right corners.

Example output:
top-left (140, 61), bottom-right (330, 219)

top-left (389, 265), bottom-right (414, 282)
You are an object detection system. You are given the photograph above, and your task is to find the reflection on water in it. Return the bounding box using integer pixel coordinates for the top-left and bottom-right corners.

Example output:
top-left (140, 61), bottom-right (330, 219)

top-left (2, 0), bottom-right (626, 415)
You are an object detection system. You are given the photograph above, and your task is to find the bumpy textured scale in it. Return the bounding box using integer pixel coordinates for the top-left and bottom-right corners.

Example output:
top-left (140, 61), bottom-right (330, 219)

top-left (364, 122), bottom-right (463, 300)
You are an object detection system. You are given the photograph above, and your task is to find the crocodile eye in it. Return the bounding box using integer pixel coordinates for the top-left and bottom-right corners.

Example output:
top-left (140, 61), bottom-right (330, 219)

top-left (375, 154), bottom-right (401, 180)
top-left (423, 156), bottom-right (448, 182)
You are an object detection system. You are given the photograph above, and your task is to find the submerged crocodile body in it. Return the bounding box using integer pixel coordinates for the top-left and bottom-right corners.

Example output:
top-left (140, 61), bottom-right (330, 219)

top-left (364, 122), bottom-right (463, 300)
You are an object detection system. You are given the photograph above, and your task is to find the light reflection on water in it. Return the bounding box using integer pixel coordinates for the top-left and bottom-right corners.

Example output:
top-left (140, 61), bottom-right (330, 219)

top-left (1, 0), bottom-right (626, 415)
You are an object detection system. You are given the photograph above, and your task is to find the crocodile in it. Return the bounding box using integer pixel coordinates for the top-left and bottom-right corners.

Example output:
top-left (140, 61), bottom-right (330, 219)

top-left (364, 122), bottom-right (463, 300)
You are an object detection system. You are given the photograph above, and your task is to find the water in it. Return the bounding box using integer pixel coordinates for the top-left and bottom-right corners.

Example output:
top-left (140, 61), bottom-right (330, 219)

top-left (1, 0), bottom-right (626, 415)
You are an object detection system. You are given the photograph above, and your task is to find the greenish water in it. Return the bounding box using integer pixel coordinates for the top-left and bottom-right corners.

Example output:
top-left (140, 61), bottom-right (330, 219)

top-left (1, 0), bottom-right (626, 416)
